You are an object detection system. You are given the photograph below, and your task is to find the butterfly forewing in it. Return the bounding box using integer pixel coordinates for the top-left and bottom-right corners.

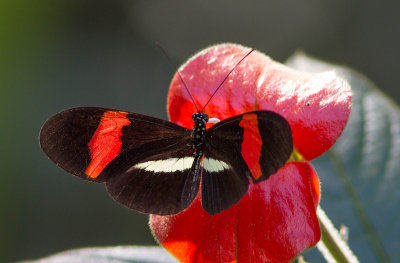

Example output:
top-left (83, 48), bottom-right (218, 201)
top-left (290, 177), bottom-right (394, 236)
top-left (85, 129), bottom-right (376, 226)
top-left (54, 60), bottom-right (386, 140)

top-left (206, 111), bottom-right (292, 182)
top-left (200, 111), bottom-right (293, 214)
top-left (39, 107), bottom-right (189, 182)
top-left (40, 107), bottom-right (107, 180)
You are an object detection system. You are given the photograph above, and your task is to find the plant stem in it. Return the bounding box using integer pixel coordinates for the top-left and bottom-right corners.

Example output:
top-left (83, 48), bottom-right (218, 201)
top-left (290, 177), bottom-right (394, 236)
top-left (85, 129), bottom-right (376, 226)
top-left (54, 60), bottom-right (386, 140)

top-left (316, 206), bottom-right (360, 263)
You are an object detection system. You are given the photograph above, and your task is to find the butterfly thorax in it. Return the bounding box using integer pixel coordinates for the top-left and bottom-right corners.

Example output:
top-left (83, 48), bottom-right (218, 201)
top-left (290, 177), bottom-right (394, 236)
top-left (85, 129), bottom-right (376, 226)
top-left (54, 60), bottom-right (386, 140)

top-left (191, 112), bottom-right (208, 155)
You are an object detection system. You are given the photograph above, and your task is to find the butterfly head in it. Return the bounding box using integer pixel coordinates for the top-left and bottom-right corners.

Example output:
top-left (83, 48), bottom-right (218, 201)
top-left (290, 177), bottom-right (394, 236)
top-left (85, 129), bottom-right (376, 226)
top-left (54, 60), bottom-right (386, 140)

top-left (192, 112), bottom-right (209, 124)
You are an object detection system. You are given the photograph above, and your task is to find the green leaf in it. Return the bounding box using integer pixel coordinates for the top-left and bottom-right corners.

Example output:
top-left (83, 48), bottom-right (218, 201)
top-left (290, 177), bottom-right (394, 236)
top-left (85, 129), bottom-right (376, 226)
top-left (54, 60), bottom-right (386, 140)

top-left (21, 246), bottom-right (178, 263)
top-left (287, 52), bottom-right (400, 263)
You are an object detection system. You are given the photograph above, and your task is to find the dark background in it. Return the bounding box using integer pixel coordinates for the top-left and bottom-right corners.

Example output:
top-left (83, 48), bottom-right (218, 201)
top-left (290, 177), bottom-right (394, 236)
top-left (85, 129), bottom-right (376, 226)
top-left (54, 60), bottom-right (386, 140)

top-left (1, 1), bottom-right (399, 262)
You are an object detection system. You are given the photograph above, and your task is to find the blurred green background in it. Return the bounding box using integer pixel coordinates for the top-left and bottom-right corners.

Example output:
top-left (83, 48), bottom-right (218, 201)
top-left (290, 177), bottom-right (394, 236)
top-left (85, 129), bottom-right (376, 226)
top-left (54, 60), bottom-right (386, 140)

top-left (1, 1), bottom-right (399, 262)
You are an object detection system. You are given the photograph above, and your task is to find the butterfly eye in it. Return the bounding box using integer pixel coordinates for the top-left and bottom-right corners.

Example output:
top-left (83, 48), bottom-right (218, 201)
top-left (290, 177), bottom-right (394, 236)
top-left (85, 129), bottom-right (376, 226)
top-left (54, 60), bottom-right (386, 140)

top-left (192, 113), bottom-right (199, 120)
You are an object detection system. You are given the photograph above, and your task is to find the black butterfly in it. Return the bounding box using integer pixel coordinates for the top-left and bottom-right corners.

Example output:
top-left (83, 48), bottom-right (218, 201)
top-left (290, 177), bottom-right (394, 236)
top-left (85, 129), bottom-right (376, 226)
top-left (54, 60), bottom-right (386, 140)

top-left (39, 49), bottom-right (293, 215)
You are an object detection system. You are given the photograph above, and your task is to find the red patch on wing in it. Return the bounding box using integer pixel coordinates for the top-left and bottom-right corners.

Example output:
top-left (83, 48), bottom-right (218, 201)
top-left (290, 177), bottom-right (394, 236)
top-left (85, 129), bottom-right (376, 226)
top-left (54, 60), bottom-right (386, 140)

top-left (85, 111), bottom-right (131, 179)
top-left (239, 113), bottom-right (262, 180)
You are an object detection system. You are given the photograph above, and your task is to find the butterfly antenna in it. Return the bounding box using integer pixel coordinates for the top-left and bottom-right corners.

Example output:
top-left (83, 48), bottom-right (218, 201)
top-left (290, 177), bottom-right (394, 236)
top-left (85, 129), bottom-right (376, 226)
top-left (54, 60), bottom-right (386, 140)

top-left (201, 48), bottom-right (255, 112)
top-left (156, 42), bottom-right (200, 112)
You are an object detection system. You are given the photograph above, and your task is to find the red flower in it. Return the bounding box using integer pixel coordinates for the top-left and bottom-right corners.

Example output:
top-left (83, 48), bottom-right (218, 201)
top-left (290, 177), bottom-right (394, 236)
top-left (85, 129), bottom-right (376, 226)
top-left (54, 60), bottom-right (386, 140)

top-left (150, 44), bottom-right (352, 263)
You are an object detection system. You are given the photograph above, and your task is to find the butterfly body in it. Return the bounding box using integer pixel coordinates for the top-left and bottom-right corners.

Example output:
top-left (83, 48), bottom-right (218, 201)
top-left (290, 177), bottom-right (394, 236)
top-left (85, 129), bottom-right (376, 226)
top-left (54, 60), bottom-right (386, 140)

top-left (40, 107), bottom-right (292, 215)
top-left (190, 112), bottom-right (209, 155)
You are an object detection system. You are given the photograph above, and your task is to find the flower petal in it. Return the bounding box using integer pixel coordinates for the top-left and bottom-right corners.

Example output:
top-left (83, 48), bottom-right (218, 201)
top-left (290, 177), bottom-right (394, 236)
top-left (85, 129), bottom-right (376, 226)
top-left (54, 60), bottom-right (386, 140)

top-left (150, 162), bottom-right (321, 263)
top-left (167, 43), bottom-right (351, 160)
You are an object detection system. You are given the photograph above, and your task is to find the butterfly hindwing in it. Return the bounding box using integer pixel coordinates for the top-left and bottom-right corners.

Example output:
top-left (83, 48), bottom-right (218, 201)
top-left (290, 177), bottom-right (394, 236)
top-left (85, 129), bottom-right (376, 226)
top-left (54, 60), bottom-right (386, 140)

top-left (200, 155), bottom-right (249, 215)
top-left (180, 154), bottom-right (202, 209)
top-left (102, 141), bottom-right (201, 215)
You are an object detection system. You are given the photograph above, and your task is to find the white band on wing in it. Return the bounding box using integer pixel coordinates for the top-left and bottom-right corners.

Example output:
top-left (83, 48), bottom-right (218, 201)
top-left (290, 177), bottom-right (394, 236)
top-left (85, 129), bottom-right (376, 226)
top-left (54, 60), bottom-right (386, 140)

top-left (131, 157), bottom-right (195, 173)
top-left (203, 157), bottom-right (230, 173)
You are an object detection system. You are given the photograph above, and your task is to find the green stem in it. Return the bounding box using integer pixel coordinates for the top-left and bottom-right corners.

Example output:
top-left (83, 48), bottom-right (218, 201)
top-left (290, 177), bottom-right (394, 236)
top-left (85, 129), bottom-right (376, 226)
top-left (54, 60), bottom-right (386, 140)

top-left (317, 206), bottom-right (360, 263)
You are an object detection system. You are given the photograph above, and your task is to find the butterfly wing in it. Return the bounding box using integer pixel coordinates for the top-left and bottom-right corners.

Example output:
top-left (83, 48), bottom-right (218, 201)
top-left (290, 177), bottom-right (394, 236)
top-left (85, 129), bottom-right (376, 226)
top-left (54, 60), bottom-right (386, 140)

top-left (40, 107), bottom-right (200, 215)
top-left (200, 153), bottom-right (250, 215)
top-left (101, 140), bottom-right (202, 215)
top-left (201, 111), bottom-right (293, 214)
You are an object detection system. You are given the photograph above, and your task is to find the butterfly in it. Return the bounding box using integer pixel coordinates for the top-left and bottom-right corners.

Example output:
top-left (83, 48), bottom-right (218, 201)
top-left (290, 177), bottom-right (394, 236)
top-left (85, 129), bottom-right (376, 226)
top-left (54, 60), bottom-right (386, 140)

top-left (39, 49), bottom-right (293, 215)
